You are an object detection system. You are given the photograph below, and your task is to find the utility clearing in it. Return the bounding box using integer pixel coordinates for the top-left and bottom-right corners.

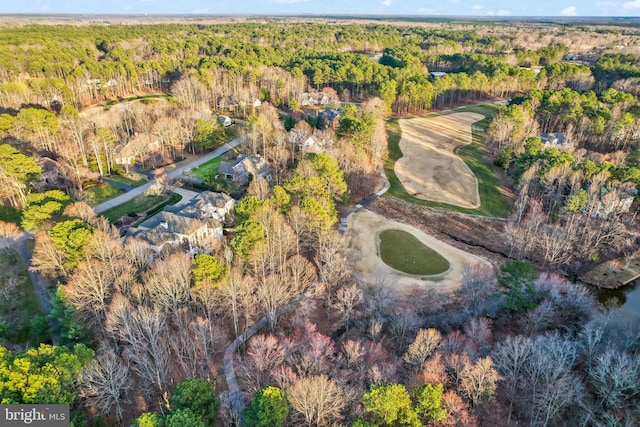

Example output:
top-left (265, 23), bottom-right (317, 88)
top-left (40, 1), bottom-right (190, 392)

top-left (395, 112), bottom-right (484, 209)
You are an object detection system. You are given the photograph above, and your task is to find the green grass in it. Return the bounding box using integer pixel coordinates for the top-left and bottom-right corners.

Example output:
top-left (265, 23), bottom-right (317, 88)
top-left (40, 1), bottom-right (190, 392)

top-left (191, 156), bottom-right (222, 180)
top-left (108, 174), bottom-right (148, 187)
top-left (0, 248), bottom-right (45, 344)
top-left (224, 126), bottom-right (239, 141)
top-left (100, 192), bottom-right (182, 223)
top-left (85, 183), bottom-right (126, 205)
top-left (104, 93), bottom-right (171, 107)
top-left (384, 104), bottom-right (512, 218)
top-left (0, 205), bottom-right (21, 225)
top-left (378, 229), bottom-right (450, 275)
top-left (100, 193), bottom-right (169, 223)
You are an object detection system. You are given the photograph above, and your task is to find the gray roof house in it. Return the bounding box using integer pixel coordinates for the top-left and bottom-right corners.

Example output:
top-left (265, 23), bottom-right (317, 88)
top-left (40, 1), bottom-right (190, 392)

top-left (540, 132), bottom-right (573, 150)
top-left (218, 154), bottom-right (272, 185)
top-left (129, 191), bottom-right (234, 255)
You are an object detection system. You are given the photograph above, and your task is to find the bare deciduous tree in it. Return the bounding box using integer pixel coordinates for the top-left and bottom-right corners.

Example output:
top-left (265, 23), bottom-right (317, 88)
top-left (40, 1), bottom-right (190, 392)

top-left (458, 356), bottom-right (499, 407)
top-left (457, 263), bottom-right (497, 315)
top-left (403, 328), bottom-right (442, 369)
top-left (78, 350), bottom-right (132, 424)
top-left (287, 375), bottom-right (347, 427)
top-left (331, 284), bottom-right (363, 333)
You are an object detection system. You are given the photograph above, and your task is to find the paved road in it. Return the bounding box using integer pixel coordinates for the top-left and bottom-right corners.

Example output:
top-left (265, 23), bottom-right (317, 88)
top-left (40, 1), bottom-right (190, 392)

top-left (93, 136), bottom-right (245, 214)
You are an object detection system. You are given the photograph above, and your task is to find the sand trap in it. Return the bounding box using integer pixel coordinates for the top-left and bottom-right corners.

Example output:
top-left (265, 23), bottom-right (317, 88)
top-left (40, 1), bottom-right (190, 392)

top-left (345, 209), bottom-right (490, 293)
top-left (395, 112), bottom-right (484, 208)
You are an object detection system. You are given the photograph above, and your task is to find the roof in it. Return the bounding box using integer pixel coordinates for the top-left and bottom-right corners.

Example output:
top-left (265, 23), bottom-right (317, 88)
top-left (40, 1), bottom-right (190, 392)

top-left (193, 191), bottom-right (234, 209)
top-left (318, 109), bottom-right (340, 121)
top-left (37, 157), bottom-right (60, 173)
top-left (135, 190), bottom-right (231, 242)
top-left (219, 154), bottom-right (271, 180)
top-left (540, 132), bottom-right (567, 145)
top-left (235, 154), bottom-right (270, 177)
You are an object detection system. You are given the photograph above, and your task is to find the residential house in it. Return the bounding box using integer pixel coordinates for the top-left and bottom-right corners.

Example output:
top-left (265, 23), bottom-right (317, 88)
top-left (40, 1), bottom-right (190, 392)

top-left (540, 132), bottom-right (573, 151)
top-left (299, 91), bottom-right (340, 107)
top-left (593, 184), bottom-right (637, 218)
top-left (430, 71), bottom-right (448, 78)
top-left (35, 157), bottom-right (63, 190)
top-left (218, 96), bottom-right (241, 111)
top-left (115, 133), bottom-right (160, 165)
top-left (299, 135), bottom-right (328, 153)
top-left (218, 154), bottom-right (272, 185)
top-left (318, 109), bottom-right (341, 129)
top-left (130, 191), bottom-right (234, 255)
top-left (219, 115), bottom-right (233, 127)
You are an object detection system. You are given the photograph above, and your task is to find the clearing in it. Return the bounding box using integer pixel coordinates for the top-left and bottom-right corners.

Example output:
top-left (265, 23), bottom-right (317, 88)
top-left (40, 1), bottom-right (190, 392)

top-left (345, 209), bottom-right (490, 293)
top-left (394, 112), bottom-right (484, 209)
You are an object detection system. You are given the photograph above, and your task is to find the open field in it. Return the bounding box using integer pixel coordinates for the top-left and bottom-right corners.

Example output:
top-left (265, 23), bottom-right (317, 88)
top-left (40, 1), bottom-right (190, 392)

top-left (345, 209), bottom-right (490, 293)
top-left (395, 111), bottom-right (483, 208)
top-left (385, 104), bottom-right (512, 218)
top-left (379, 229), bottom-right (450, 275)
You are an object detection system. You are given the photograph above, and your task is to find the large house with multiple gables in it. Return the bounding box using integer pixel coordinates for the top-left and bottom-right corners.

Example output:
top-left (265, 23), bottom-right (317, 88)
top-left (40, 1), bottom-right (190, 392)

top-left (218, 154), bottom-right (272, 185)
top-left (129, 191), bottom-right (234, 256)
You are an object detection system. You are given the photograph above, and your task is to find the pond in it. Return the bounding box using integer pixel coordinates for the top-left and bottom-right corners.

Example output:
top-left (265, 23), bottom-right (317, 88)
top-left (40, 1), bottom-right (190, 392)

top-left (595, 280), bottom-right (640, 332)
top-left (378, 229), bottom-right (450, 276)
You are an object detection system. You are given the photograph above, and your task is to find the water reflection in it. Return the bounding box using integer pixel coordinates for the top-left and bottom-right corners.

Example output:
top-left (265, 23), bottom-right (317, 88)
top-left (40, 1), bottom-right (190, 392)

top-left (595, 279), bottom-right (640, 332)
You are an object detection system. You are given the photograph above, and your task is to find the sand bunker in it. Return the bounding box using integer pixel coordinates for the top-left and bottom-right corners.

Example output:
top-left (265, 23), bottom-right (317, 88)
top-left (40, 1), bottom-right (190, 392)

top-left (346, 209), bottom-right (490, 293)
top-left (395, 112), bottom-right (484, 208)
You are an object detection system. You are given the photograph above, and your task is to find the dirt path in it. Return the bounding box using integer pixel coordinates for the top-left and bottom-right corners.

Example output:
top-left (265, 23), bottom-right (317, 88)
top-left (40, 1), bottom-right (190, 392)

top-left (345, 209), bottom-right (491, 293)
top-left (395, 112), bottom-right (484, 208)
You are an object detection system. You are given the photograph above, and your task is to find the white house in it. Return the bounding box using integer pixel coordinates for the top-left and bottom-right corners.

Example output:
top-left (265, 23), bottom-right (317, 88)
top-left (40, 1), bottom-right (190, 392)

top-left (540, 132), bottom-right (573, 151)
top-left (219, 115), bottom-right (233, 127)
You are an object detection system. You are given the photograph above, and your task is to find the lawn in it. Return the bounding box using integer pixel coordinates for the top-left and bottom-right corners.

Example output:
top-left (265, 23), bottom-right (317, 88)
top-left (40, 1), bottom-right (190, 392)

top-left (104, 93), bottom-right (172, 107)
top-left (0, 248), bottom-right (46, 344)
top-left (384, 104), bottom-right (512, 218)
top-left (108, 174), bottom-right (148, 187)
top-left (191, 156), bottom-right (222, 180)
top-left (100, 192), bottom-right (181, 223)
top-left (0, 205), bottom-right (21, 225)
top-left (85, 183), bottom-right (126, 205)
top-left (378, 229), bottom-right (450, 275)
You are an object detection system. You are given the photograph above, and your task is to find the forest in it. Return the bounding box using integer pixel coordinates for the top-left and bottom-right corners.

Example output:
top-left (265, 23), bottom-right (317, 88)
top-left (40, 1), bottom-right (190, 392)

top-left (1, 16), bottom-right (640, 427)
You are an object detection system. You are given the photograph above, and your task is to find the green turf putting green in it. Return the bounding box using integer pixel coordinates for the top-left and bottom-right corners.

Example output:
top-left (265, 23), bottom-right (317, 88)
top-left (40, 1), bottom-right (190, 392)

top-left (378, 229), bottom-right (450, 275)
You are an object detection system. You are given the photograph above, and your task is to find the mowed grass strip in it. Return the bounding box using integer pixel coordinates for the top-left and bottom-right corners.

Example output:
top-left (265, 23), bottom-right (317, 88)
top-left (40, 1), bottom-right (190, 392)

top-left (191, 156), bottom-right (222, 180)
top-left (86, 183), bottom-right (125, 205)
top-left (100, 193), bottom-right (169, 223)
top-left (108, 174), bottom-right (148, 187)
top-left (384, 104), bottom-right (511, 218)
top-left (0, 248), bottom-right (45, 344)
top-left (378, 229), bottom-right (449, 275)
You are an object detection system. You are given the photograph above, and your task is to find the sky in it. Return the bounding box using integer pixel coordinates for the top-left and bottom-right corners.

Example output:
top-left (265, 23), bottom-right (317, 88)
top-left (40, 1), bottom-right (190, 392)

top-left (2, 0), bottom-right (640, 17)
